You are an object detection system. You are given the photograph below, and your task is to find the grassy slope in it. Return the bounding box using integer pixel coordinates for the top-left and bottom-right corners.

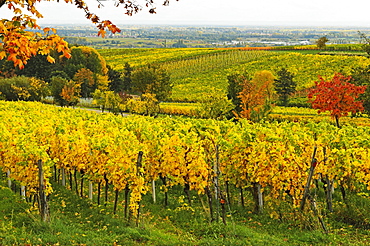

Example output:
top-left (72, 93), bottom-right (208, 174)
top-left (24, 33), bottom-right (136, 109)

top-left (1, 181), bottom-right (370, 246)
top-left (99, 48), bottom-right (370, 103)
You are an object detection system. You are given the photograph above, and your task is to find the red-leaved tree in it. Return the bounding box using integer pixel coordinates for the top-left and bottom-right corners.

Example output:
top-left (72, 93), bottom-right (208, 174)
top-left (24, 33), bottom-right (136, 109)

top-left (308, 73), bottom-right (367, 128)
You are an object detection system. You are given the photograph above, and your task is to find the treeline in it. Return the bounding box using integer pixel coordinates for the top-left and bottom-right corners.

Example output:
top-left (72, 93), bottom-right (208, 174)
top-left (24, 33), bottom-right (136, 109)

top-left (0, 46), bottom-right (174, 115)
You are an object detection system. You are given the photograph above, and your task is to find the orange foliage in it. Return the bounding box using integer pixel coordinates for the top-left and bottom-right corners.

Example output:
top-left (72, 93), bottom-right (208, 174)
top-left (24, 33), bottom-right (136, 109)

top-left (237, 80), bottom-right (270, 120)
top-left (236, 71), bottom-right (275, 121)
top-left (1, 0), bottom-right (172, 68)
top-left (60, 80), bottom-right (81, 105)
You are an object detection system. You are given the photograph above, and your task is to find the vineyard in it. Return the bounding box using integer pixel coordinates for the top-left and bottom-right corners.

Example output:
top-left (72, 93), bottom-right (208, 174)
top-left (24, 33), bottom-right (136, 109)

top-left (99, 48), bottom-right (370, 102)
top-left (1, 102), bottom-right (370, 233)
top-left (98, 48), bottom-right (227, 70)
top-left (2, 45), bottom-right (370, 244)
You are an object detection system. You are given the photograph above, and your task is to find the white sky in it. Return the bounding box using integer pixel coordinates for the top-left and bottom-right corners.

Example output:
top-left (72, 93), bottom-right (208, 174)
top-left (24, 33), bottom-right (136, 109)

top-left (1, 0), bottom-right (370, 26)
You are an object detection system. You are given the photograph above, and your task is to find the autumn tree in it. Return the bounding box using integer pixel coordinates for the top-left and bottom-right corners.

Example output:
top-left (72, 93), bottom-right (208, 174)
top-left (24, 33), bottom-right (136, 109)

top-left (92, 89), bottom-right (122, 114)
top-left (274, 68), bottom-right (296, 106)
top-left (315, 36), bottom-right (329, 49)
top-left (227, 72), bottom-right (249, 114)
top-left (196, 88), bottom-right (234, 119)
top-left (236, 70), bottom-right (275, 122)
top-left (73, 68), bottom-right (95, 98)
top-left (15, 52), bottom-right (63, 80)
top-left (50, 76), bottom-right (80, 106)
top-left (63, 46), bottom-right (108, 78)
top-left (131, 64), bottom-right (171, 101)
top-left (308, 73), bottom-right (366, 128)
top-left (0, 0), bottom-right (176, 68)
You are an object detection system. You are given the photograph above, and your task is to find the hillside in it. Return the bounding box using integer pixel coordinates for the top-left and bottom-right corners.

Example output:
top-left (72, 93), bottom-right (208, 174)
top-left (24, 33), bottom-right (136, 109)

top-left (99, 48), bottom-right (370, 102)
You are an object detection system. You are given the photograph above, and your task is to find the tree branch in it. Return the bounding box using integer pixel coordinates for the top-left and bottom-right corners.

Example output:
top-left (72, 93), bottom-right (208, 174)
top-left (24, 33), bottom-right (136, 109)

top-left (0, 0), bottom-right (7, 8)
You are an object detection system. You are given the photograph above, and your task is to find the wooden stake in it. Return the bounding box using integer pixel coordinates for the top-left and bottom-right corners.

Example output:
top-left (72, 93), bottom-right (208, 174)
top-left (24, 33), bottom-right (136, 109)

top-left (61, 168), bottom-right (66, 187)
top-left (307, 193), bottom-right (328, 233)
top-left (252, 182), bottom-right (263, 214)
top-left (38, 160), bottom-right (50, 223)
top-left (88, 181), bottom-right (93, 200)
top-left (20, 185), bottom-right (26, 200)
top-left (214, 145), bottom-right (220, 222)
top-left (152, 180), bottom-right (156, 204)
top-left (300, 146), bottom-right (318, 211)
top-left (7, 170), bottom-right (11, 189)
top-left (323, 147), bottom-right (333, 212)
top-left (136, 151), bottom-right (143, 227)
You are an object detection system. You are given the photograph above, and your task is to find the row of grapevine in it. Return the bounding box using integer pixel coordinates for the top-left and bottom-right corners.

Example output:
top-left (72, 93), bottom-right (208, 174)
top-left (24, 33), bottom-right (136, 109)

top-left (100, 47), bottom-right (370, 103)
top-left (1, 101), bottom-right (370, 222)
top-left (161, 50), bottom-right (271, 80)
top-left (233, 53), bottom-right (370, 90)
top-left (269, 44), bottom-right (365, 51)
top-left (98, 48), bottom-right (226, 70)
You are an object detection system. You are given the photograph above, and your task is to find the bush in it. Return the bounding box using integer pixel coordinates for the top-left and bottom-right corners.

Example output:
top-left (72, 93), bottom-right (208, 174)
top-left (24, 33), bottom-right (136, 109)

top-left (0, 76), bottom-right (49, 101)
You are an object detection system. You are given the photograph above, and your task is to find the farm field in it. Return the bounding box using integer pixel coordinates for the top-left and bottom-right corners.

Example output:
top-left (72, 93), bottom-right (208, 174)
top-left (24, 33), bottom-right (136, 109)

top-left (99, 47), bottom-right (370, 102)
top-left (1, 101), bottom-right (370, 245)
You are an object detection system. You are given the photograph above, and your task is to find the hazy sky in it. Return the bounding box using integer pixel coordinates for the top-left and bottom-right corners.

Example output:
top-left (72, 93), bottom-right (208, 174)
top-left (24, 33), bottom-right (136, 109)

top-left (2, 0), bottom-right (370, 26)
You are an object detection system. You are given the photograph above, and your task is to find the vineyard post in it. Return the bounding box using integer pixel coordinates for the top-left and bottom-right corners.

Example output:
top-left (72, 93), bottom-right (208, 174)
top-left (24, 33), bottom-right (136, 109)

top-left (38, 160), bottom-right (50, 223)
top-left (252, 182), bottom-right (263, 214)
top-left (136, 151), bottom-right (144, 227)
top-left (88, 181), bottom-right (93, 200)
top-left (307, 193), bottom-right (328, 233)
top-left (214, 145), bottom-right (220, 223)
top-left (7, 170), bottom-right (11, 189)
top-left (215, 145), bottom-right (227, 225)
top-left (61, 168), bottom-right (66, 186)
top-left (300, 146), bottom-right (318, 211)
top-left (20, 185), bottom-right (26, 199)
top-left (152, 180), bottom-right (156, 203)
top-left (257, 184), bottom-right (263, 213)
top-left (323, 147), bottom-right (333, 212)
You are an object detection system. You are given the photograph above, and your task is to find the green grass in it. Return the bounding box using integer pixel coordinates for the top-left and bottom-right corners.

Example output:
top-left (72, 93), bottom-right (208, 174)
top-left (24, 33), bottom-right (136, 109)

top-left (2, 179), bottom-right (370, 245)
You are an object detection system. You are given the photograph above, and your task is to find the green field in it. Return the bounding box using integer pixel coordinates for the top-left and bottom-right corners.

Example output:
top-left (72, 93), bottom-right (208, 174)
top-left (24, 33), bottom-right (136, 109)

top-left (99, 47), bottom-right (370, 102)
